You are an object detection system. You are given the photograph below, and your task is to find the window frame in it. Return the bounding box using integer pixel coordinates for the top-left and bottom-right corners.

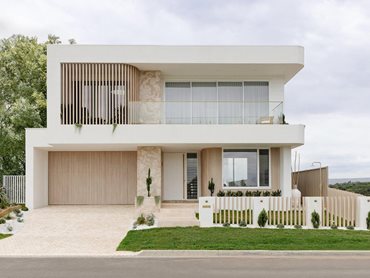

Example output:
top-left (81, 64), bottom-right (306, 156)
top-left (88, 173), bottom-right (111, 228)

top-left (221, 147), bottom-right (271, 190)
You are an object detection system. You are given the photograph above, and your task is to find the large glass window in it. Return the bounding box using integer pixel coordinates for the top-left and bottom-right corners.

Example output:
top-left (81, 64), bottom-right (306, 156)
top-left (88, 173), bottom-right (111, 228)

top-left (218, 82), bottom-right (243, 124)
top-left (165, 82), bottom-right (191, 124)
top-left (192, 82), bottom-right (217, 124)
top-left (164, 81), bottom-right (269, 124)
top-left (223, 149), bottom-right (269, 188)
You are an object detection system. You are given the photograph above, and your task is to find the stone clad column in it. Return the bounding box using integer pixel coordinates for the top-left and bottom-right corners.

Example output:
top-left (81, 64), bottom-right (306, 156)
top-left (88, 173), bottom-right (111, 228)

top-left (137, 146), bottom-right (162, 197)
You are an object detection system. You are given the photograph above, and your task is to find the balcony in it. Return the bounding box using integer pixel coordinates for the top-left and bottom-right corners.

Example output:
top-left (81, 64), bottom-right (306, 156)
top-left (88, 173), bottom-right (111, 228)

top-left (61, 100), bottom-right (284, 125)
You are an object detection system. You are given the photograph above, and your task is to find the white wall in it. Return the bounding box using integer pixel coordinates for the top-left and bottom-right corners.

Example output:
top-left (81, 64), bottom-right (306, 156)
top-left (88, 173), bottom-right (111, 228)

top-left (280, 147), bottom-right (292, 197)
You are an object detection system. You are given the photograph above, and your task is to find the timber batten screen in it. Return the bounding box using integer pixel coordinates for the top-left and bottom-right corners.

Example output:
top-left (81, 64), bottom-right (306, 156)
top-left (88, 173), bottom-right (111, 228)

top-left (61, 63), bottom-right (140, 125)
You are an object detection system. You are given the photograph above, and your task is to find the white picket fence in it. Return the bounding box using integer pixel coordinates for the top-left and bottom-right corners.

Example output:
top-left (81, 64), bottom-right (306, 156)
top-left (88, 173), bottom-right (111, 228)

top-left (2, 175), bottom-right (26, 204)
top-left (199, 196), bottom-right (370, 230)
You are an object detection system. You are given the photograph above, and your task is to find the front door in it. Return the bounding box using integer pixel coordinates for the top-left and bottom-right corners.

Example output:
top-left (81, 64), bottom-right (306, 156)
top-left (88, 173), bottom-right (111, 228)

top-left (163, 152), bottom-right (198, 201)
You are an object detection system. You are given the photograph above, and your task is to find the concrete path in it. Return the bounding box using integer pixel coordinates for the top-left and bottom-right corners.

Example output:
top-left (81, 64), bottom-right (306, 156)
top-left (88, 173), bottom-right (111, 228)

top-left (0, 205), bottom-right (135, 255)
top-left (1, 256), bottom-right (370, 278)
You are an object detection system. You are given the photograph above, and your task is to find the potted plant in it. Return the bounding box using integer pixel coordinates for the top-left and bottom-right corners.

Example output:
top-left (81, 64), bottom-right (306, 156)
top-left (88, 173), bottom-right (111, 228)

top-left (208, 178), bottom-right (215, 196)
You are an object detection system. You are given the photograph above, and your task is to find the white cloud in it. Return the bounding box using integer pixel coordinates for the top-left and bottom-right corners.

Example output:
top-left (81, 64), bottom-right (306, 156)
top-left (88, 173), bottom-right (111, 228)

top-left (1, 0), bottom-right (369, 178)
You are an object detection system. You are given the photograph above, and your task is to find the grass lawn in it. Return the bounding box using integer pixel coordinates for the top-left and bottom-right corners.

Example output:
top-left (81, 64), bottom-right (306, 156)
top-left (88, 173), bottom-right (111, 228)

top-left (0, 234), bottom-right (11, 240)
top-left (117, 227), bottom-right (370, 252)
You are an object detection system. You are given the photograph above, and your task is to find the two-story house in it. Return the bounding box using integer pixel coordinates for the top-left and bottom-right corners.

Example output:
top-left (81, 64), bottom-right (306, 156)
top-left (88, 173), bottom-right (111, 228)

top-left (25, 45), bottom-right (304, 209)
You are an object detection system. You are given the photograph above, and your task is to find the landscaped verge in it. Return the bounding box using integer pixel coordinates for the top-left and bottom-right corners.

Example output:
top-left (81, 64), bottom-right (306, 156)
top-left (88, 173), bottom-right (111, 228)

top-left (117, 227), bottom-right (370, 252)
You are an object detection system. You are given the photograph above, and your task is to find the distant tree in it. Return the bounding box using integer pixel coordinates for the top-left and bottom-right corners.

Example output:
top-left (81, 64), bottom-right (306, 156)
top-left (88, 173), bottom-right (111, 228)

top-left (0, 34), bottom-right (73, 183)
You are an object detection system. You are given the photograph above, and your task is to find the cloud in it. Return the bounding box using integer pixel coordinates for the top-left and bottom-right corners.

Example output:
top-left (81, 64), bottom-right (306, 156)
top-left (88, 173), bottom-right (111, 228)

top-left (1, 0), bottom-right (369, 178)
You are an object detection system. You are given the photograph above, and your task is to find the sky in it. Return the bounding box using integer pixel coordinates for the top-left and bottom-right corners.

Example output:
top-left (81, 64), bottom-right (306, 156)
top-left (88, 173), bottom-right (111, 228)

top-left (0, 0), bottom-right (369, 178)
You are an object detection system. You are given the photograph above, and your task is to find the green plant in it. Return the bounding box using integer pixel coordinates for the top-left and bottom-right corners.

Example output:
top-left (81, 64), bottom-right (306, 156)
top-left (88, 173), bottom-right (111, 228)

top-left (226, 191), bottom-right (233, 197)
top-left (14, 208), bottom-right (21, 214)
top-left (216, 190), bottom-right (225, 197)
top-left (223, 222), bottom-right (230, 227)
top-left (16, 212), bottom-right (23, 218)
top-left (236, 191), bottom-right (243, 197)
top-left (294, 224), bottom-right (302, 229)
top-left (252, 190), bottom-right (262, 197)
top-left (346, 225), bottom-right (354, 230)
top-left (112, 123), bottom-right (118, 133)
top-left (7, 225), bottom-right (13, 232)
top-left (330, 225), bottom-right (338, 230)
top-left (5, 214), bottom-right (12, 220)
top-left (146, 214), bottom-right (155, 226)
top-left (17, 217), bottom-right (24, 223)
top-left (245, 191), bottom-right (252, 196)
top-left (136, 214), bottom-right (146, 225)
top-left (271, 190), bottom-right (282, 196)
top-left (21, 206), bottom-right (29, 211)
top-left (74, 123), bottom-right (83, 129)
top-left (136, 196), bottom-right (144, 207)
top-left (258, 209), bottom-right (268, 227)
top-left (154, 196), bottom-right (161, 206)
top-left (0, 186), bottom-right (9, 209)
top-left (367, 211), bottom-right (370, 230)
top-left (239, 220), bottom-right (247, 227)
top-left (146, 168), bottom-right (152, 197)
top-left (276, 224), bottom-right (285, 229)
top-left (263, 191), bottom-right (271, 196)
top-left (208, 178), bottom-right (215, 196)
top-left (0, 218), bottom-right (5, 224)
top-left (311, 211), bottom-right (320, 229)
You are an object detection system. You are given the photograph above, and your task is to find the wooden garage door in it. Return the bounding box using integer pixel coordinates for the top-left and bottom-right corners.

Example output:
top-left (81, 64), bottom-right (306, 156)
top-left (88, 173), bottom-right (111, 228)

top-left (48, 151), bottom-right (137, 205)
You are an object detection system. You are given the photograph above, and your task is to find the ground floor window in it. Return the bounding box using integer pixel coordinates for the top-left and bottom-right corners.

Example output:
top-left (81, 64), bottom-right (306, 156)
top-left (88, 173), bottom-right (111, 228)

top-left (223, 149), bottom-right (269, 188)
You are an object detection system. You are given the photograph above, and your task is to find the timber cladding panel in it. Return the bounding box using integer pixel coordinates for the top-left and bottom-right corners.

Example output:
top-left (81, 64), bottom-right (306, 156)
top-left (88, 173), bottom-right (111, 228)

top-left (48, 151), bottom-right (137, 205)
top-left (201, 148), bottom-right (222, 196)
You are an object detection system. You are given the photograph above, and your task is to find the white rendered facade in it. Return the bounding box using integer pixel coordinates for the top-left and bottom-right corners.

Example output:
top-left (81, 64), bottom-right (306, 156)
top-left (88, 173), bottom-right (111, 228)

top-left (26, 45), bottom-right (305, 209)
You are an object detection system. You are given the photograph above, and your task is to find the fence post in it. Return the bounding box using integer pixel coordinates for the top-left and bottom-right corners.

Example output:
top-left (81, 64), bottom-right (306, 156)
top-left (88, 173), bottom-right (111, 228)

top-left (252, 197), bottom-right (270, 227)
top-left (356, 196), bottom-right (370, 230)
top-left (304, 197), bottom-right (322, 228)
top-left (199, 197), bottom-right (215, 227)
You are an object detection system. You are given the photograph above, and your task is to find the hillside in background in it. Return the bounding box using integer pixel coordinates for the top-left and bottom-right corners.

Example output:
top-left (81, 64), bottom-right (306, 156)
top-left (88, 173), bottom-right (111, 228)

top-left (329, 181), bottom-right (370, 196)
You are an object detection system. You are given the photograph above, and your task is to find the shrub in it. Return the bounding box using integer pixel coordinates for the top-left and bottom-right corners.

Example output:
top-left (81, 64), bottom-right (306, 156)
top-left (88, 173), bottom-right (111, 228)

top-left (21, 206), bottom-right (29, 211)
top-left (294, 224), bottom-right (302, 229)
top-left (276, 224), bottom-right (285, 229)
top-left (146, 214), bottom-right (155, 226)
top-left (223, 222), bottom-right (230, 227)
top-left (263, 191), bottom-right (271, 196)
top-left (5, 214), bottom-right (12, 220)
top-left (217, 190), bottom-right (225, 197)
top-left (146, 168), bottom-right (152, 197)
top-left (311, 211), bottom-right (320, 229)
top-left (346, 225), bottom-right (354, 230)
top-left (14, 208), bottom-right (21, 214)
top-left (245, 191), bottom-right (252, 196)
top-left (252, 191), bottom-right (262, 197)
top-left (17, 218), bottom-right (24, 223)
top-left (0, 186), bottom-right (9, 209)
top-left (7, 225), bottom-right (13, 232)
top-left (226, 191), bottom-right (236, 197)
top-left (271, 190), bottom-right (282, 196)
top-left (208, 178), bottom-right (215, 196)
top-left (258, 209), bottom-right (268, 227)
top-left (239, 220), bottom-right (247, 227)
top-left (330, 225), bottom-right (338, 230)
top-left (0, 218), bottom-right (5, 224)
top-left (367, 212), bottom-right (370, 230)
top-left (236, 191), bottom-right (243, 197)
top-left (136, 214), bottom-right (146, 225)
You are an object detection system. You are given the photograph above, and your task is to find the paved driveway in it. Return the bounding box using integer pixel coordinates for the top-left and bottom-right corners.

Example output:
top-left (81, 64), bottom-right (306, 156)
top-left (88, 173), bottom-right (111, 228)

top-left (0, 205), bottom-right (135, 256)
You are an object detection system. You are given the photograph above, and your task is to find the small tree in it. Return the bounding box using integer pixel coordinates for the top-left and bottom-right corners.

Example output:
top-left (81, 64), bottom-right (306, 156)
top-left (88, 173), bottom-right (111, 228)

top-left (0, 186), bottom-right (10, 209)
top-left (258, 209), bottom-right (268, 227)
top-left (311, 211), bottom-right (320, 229)
top-left (146, 168), bottom-right (152, 197)
top-left (367, 211), bottom-right (370, 230)
top-left (208, 178), bottom-right (215, 196)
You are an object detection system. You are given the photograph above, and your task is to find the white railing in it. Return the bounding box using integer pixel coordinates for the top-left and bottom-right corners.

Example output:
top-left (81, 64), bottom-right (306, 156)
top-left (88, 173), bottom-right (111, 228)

top-left (2, 175), bottom-right (25, 204)
top-left (199, 196), bottom-right (370, 229)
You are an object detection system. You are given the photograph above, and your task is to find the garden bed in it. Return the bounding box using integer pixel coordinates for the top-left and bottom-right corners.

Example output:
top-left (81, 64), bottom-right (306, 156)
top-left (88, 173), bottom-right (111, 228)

top-left (117, 227), bottom-right (370, 252)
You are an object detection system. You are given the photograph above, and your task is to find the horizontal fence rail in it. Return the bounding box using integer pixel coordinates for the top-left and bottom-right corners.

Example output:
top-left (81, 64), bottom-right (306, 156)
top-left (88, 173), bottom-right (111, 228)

top-left (2, 175), bottom-right (25, 204)
top-left (199, 196), bottom-right (370, 229)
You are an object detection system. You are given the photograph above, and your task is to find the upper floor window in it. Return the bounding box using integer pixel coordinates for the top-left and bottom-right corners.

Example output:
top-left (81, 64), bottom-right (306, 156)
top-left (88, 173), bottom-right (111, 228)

top-left (164, 81), bottom-right (270, 124)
